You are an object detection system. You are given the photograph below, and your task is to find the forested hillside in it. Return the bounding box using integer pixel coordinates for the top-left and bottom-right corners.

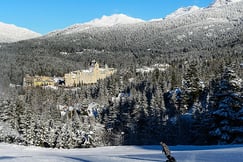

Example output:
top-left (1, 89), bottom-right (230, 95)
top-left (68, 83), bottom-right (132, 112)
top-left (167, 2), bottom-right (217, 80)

top-left (0, 0), bottom-right (243, 148)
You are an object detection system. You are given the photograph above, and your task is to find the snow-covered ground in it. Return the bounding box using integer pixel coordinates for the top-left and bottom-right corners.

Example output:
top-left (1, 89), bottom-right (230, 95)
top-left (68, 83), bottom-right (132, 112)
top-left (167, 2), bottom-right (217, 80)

top-left (0, 143), bottom-right (243, 162)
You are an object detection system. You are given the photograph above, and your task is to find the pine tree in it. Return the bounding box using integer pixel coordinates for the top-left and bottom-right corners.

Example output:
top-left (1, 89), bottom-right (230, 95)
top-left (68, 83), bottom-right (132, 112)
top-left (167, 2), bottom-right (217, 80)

top-left (208, 67), bottom-right (243, 144)
top-left (181, 62), bottom-right (204, 113)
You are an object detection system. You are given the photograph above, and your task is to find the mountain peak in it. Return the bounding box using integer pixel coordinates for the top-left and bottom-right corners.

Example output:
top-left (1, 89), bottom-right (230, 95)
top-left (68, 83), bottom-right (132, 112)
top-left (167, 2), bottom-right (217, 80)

top-left (165, 6), bottom-right (200, 19)
top-left (47, 14), bottom-right (145, 36)
top-left (211, 0), bottom-right (243, 7)
top-left (0, 22), bottom-right (41, 43)
top-left (84, 14), bottom-right (145, 27)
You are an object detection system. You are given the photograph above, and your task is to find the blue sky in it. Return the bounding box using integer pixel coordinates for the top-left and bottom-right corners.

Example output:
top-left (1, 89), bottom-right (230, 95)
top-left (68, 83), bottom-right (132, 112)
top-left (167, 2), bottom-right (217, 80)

top-left (0, 0), bottom-right (213, 34)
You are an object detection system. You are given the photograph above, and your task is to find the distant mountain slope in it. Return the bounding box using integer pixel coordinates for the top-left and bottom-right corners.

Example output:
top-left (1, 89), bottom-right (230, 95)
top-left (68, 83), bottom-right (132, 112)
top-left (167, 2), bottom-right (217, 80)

top-left (43, 0), bottom-right (243, 53)
top-left (47, 14), bottom-right (145, 36)
top-left (165, 6), bottom-right (201, 19)
top-left (210, 0), bottom-right (243, 7)
top-left (46, 0), bottom-right (243, 38)
top-left (84, 14), bottom-right (145, 27)
top-left (0, 22), bottom-right (41, 43)
top-left (1, 0), bottom-right (243, 85)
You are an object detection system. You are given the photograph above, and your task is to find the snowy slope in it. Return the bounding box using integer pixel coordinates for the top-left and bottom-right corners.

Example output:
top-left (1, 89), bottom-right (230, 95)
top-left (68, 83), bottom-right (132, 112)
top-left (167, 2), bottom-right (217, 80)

top-left (165, 6), bottom-right (201, 19)
top-left (84, 14), bottom-right (145, 27)
top-left (211, 0), bottom-right (243, 7)
top-left (165, 0), bottom-right (243, 22)
top-left (48, 14), bottom-right (144, 36)
top-left (46, 0), bottom-right (243, 38)
top-left (0, 143), bottom-right (243, 162)
top-left (0, 22), bottom-right (41, 43)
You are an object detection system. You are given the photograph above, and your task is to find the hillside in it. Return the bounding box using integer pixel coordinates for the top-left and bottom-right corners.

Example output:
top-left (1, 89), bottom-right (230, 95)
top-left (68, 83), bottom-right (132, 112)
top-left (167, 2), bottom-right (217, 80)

top-left (0, 0), bottom-right (243, 147)
top-left (1, 0), bottom-right (242, 84)
top-left (44, 0), bottom-right (243, 52)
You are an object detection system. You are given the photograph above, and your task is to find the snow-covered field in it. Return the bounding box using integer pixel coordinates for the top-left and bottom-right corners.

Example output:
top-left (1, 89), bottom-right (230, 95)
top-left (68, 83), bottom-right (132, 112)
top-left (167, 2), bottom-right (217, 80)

top-left (0, 143), bottom-right (243, 162)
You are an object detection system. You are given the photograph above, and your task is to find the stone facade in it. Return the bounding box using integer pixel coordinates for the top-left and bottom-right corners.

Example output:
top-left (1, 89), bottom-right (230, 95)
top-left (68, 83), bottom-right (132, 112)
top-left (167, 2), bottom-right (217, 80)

top-left (64, 61), bottom-right (116, 87)
top-left (23, 74), bottom-right (55, 87)
top-left (23, 61), bottom-right (116, 88)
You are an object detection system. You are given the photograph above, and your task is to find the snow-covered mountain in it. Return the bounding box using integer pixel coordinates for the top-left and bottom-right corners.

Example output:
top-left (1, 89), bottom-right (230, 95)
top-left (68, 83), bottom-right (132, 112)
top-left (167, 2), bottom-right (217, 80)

top-left (165, 6), bottom-right (201, 19)
top-left (0, 22), bottom-right (41, 43)
top-left (48, 14), bottom-right (145, 36)
top-left (210, 0), bottom-right (243, 7)
top-left (43, 0), bottom-right (243, 55)
top-left (46, 0), bottom-right (243, 37)
top-left (152, 0), bottom-right (243, 20)
top-left (84, 14), bottom-right (145, 27)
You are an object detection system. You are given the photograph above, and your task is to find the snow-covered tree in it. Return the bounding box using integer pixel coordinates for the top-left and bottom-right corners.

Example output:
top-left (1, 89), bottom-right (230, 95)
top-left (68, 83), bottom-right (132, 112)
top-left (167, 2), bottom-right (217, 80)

top-left (181, 62), bottom-right (205, 113)
top-left (208, 67), bottom-right (243, 144)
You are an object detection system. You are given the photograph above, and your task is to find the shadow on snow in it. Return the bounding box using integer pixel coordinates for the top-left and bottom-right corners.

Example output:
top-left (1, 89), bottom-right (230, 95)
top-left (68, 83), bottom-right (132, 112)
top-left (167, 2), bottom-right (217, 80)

top-left (118, 153), bottom-right (164, 162)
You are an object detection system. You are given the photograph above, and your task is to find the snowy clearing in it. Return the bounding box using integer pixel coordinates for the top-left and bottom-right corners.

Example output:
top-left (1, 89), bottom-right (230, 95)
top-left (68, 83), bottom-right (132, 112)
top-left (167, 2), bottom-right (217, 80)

top-left (0, 143), bottom-right (243, 162)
